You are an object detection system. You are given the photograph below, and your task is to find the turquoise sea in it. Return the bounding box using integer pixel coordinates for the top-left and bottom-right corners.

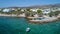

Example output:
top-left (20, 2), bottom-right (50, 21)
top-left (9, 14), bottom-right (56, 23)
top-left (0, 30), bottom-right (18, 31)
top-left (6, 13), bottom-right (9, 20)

top-left (0, 16), bottom-right (60, 34)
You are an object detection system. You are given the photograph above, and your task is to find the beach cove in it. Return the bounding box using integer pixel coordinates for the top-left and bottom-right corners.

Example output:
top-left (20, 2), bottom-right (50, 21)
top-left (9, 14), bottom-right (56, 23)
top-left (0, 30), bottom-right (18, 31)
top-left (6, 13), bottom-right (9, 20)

top-left (0, 16), bottom-right (60, 34)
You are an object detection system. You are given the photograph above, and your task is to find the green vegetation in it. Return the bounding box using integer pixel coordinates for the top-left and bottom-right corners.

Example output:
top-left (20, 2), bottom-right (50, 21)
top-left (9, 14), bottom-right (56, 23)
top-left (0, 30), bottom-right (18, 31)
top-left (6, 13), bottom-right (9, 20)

top-left (48, 11), bottom-right (55, 17)
top-left (49, 11), bottom-right (60, 17)
top-left (0, 8), bottom-right (60, 17)
top-left (54, 11), bottom-right (60, 16)
top-left (37, 10), bottom-right (43, 17)
top-left (25, 9), bottom-right (34, 17)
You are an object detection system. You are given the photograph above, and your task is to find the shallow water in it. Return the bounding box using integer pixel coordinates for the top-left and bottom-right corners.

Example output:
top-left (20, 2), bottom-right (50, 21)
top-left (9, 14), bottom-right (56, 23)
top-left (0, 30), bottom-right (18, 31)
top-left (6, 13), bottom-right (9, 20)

top-left (0, 16), bottom-right (60, 34)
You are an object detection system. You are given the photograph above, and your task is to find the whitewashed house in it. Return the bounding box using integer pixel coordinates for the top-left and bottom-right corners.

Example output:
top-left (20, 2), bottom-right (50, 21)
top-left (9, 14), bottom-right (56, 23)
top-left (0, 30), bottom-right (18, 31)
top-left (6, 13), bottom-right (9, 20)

top-left (3, 9), bottom-right (10, 12)
top-left (51, 8), bottom-right (60, 12)
top-left (51, 8), bottom-right (58, 12)
top-left (42, 8), bottom-right (51, 15)
top-left (11, 8), bottom-right (16, 11)
top-left (30, 8), bottom-right (38, 12)
top-left (21, 9), bottom-right (25, 12)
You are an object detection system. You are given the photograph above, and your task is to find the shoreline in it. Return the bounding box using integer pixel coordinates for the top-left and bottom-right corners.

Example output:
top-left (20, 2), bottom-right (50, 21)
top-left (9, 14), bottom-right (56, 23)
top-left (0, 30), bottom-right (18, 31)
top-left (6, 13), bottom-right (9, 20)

top-left (0, 14), bottom-right (26, 17)
top-left (27, 16), bottom-right (60, 23)
top-left (0, 14), bottom-right (60, 23)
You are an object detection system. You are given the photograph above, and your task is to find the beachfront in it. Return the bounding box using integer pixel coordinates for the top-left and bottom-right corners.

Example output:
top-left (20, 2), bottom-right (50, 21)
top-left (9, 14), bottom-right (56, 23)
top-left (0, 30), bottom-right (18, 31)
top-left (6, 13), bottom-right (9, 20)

top-left (29, 17), bottom-right (58, 23)
top-left (0, 8), bottom-right (60, 23)
top-left (0, 13), bottom-right (26, 17)
top-left (27, 15), bottom-right (60, 23)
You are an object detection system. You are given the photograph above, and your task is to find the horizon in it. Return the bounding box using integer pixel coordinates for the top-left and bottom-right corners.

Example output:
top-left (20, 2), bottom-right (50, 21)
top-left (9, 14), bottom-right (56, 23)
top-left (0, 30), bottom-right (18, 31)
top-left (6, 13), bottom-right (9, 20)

top-left (0, 0), bottom-right (60, 8)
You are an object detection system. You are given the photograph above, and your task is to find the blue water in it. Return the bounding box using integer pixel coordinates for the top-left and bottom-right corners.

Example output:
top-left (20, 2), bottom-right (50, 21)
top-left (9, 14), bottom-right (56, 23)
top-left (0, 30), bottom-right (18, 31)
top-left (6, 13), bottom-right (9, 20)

top-left (0, 17), bottom-right (60, 34)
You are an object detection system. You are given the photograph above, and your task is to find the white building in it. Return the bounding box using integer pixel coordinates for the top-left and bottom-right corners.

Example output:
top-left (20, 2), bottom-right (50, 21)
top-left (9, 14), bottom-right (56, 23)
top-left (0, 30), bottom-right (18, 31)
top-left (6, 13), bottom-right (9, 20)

top-left (11, 8), bottom-right (16, 11)
top-left (30, 8), bottom-right (51, 15)
top-left (30, 8), bottom-right (38, 12)
top-left (42, 8), bottom-right (51, 15)
top-left (51, 8), bottom-right (60, 12)
top-left (21, 9), bottom-right (25, 12)
top-left (3, 9), bottom-right (10, 12)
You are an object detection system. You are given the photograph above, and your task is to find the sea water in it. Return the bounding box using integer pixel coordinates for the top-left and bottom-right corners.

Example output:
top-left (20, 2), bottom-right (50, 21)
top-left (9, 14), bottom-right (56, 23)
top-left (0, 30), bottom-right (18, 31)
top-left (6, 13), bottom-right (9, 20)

top-left (0, 16), bottom-right (60, 34)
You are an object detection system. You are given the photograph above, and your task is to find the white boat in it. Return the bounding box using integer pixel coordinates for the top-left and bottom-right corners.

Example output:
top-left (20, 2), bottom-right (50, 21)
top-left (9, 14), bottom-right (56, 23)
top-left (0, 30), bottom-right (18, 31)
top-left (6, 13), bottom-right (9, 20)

top-left (26, 27), bottom-right (30, 32)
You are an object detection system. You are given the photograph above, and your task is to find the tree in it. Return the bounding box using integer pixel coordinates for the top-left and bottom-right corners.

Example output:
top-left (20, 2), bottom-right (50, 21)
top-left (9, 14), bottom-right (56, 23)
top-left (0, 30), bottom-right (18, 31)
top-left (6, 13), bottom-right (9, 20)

top-left (26, 9), bottom-right (30, 11)
top-left (54, 11), bottom-right (60, 16)
top-left (25, 9), bottom-right (35, 17)
top-left (37, 10), bottom-right (43, 17)
top-left (16, 9), bottom-right (23, 16)
top-left (49, 11), bottom-right (60, 17)
top-left (25, 9), bottom-right (31, 17)
top-left (48, 11), bottom-right (54, 17)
